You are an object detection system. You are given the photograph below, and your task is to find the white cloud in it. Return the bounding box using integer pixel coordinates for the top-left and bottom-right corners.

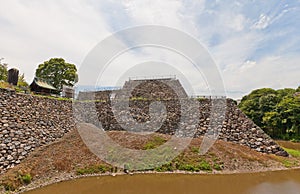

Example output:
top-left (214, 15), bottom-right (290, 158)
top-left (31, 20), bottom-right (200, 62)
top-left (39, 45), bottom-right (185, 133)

top-left (123, 0), bottom-right (183, 28)
top-left (239, 60), bottom-right (257, 73)
top-left (252, 14), bottom-right (271, 29)
top-left (222, 55), bottom-right (300, 99)
top-left (0, 0), bottom-right (111, 82)
top-left (212, 32), bottom-right (261, 68)
top-left (224, 13), bottom-right (246, 31)
top-left (0, 0), bottom-right (299, 99)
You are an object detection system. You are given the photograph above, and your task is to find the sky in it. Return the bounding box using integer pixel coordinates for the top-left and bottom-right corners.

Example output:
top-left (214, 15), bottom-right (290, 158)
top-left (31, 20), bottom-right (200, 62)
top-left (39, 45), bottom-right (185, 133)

top-left (0, 0), bottom-right (299, 99)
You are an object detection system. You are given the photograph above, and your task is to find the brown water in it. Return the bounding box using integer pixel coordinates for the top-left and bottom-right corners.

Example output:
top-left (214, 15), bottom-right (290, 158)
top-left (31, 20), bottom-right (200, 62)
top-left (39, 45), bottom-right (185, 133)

top-left (25, 169), bottom-right (300, 194)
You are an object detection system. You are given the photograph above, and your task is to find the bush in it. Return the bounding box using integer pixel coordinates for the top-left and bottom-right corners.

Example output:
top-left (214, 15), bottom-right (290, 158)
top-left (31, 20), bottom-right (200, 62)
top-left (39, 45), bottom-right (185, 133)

top-left (198, 161), bottom-right (212, 171)
top-left (154, 162), bottom-right (174, 172)
top-left (213, 163), bottom-right (223, 171)
top-left (190, 146), bottom-right (199, 154)
top-left (178, 164), bottom-right (199, 172)
top-left (76, 164), bottom-right (111, 175)
top-left (19, 174), bottom-right (32, 184)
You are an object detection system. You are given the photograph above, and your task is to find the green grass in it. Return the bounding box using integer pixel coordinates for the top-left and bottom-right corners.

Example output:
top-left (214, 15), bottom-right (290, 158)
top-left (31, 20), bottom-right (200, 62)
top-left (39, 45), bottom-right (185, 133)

top-left (154, 162), bottom-right (174, 172)
top-left (198, 161), bottom-right (212, 171)
top-left (282, 159), bottom-right (299, 168)
top-left (283, 148), bottom-right (300, 158)
top-left (213, 163), bottom-right (223, 171)
top-left (18, 173), bottom-right (32, 184)
top-left (33, 94), bottom-right (72, 101)
top-left (178, 164), bottom-right (199, 172)
top-left (0, 81), bottom-right (13, 89)
top-left (130, 97), bottom-right (148, 101)
top-left (190, 146), bottom-right (200, 154)
top-left (177, 160), bottom-right (212, 172)
top-left (74, 99), bottom-right (107, 103)
top-left (143, 136), bottom-right (167, 150)
top-left (0, 81), bottom-right (29, 93)
top-left (76, 165), bottom-right (112, 175)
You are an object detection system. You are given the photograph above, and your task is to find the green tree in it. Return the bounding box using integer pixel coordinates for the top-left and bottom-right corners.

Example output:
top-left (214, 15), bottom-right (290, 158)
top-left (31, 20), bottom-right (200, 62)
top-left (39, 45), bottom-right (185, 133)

top-left (17, 73), bottom-right (29, 87)
top-left (259, 93), bottom-right (279, 112)
top-left (0, 63), bottom-right (8, 81)
top-left (239, 88), bottom-right (276, 126)
top-left (35, 58), bottom-right (78, 90)
top-left (262, 111), bottom-right (282, 137)
top-left (239, 87), bottom-right (300, 140)
top-left (277, 96), bottom-right (300, 136)
top-left (277, 88), bottom-right (295, 99)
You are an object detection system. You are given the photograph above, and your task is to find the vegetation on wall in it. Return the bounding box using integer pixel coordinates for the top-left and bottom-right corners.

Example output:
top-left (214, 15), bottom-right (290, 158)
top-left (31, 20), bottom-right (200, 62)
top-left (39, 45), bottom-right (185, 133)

top-left (239, 86), bottom-right (300, 141)
top-left (17, 73), bottom-right (29, 87)
top-left (0, 63), bottom-right (8, 81)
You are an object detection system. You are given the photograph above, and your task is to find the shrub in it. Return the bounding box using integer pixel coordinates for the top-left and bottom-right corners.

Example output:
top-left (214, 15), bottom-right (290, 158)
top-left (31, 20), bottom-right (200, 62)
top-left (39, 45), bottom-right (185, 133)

top-left (190, 146), bottom-right (199, 154)
top-left (178, 164), bottom-right (200, 172)
top-left (76, 164), bottom-right (111, 175)
top-left (213, 163), bottom-right (223, 171)
top-left (154, 162), bottom-right (174, 172)
top-left (19, 174), bottom-right (32, 184)
top-left (198, 161), bottom-right (212, 171)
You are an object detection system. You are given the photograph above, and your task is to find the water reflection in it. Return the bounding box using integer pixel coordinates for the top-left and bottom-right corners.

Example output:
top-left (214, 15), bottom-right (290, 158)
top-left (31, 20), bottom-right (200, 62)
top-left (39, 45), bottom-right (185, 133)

top-left (24, 169), bottom-right (300, 194)
top-left (248, 181), bottom-right (300, 194)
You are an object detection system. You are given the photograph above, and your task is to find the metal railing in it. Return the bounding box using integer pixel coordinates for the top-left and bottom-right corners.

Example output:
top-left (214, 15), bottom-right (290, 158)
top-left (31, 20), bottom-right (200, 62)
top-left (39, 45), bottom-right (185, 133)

top-left (129, 75), bottom-right (177, 81)
top-left (190, 95), bottom-right (227, 99)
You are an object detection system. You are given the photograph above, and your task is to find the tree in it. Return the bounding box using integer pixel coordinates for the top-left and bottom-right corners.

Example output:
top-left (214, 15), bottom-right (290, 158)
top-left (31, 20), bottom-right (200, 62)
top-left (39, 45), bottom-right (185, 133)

top-left (262, 111), bottom-right (282, 137)
top-left (0, 63), bottom-right (8, 81)
top-left (239, 88), bottom-right (276, 126)
top-left (35, 58), bottom-right (78, 90)
top-left (17, 73), bottom-right (29, 87)
top-left (277, 88), bottom-right (295, 99)
top-left (259, 93), bottom-right (279, 113)
top-left (276, 96), bottom-right (300, 136)
top-left (239, 87), bottom-right (300, 140)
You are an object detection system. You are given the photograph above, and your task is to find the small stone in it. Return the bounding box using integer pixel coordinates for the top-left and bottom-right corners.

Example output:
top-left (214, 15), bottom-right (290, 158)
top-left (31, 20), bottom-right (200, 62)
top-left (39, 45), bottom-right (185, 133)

top-left (257, 138), bottom-right (263, 142)
top-left (275, 151), bottom-right (289, 157)
top-left (0, 144), bottom-right (6, 148)
top-left (7, 155), bottom-right (14, 161)
top-left (1, 120), bottom-right (8, 123)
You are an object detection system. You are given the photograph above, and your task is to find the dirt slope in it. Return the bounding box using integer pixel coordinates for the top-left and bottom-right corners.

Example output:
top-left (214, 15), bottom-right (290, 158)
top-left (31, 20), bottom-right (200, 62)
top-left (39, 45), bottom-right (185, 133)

top-left (0, 129), bottom-right (299, 193)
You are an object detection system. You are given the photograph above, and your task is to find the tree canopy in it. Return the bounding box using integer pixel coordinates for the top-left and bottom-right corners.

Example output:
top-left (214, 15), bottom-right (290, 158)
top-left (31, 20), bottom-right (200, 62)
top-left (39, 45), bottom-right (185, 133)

top-left (35, 58), bottom-right (78, 90)
top-left (239, 87), bottom-right (300, 141)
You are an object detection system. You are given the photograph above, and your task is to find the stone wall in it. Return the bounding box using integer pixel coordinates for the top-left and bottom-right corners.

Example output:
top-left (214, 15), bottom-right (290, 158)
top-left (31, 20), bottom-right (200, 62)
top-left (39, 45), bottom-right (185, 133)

top-left (75, 79), bottom-right (287, 156)
top-left (74, 98), bottom-right (287, 157)
top-left (77, 90), bottom-right (113, 101)
top-left (0, 80), bottom-right (288, 173)
top-left (0, 88), bottom-right (74, 173)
